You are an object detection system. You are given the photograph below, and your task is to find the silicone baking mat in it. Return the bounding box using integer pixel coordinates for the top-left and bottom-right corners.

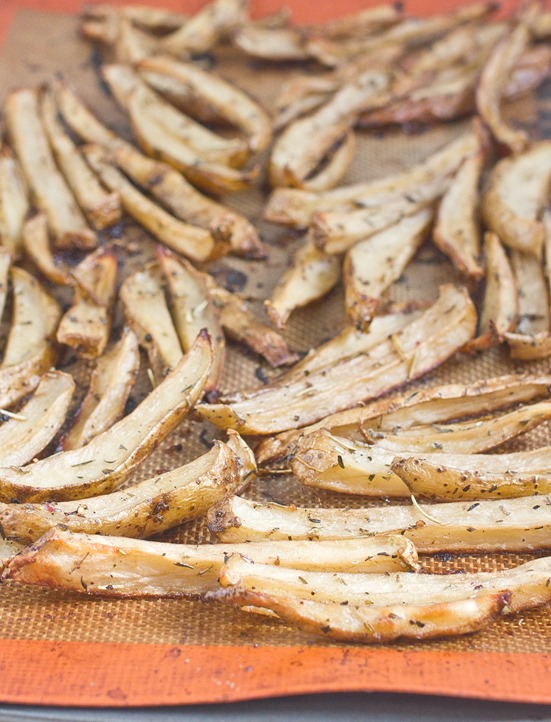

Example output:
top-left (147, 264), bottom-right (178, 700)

top-left (0, 0), bottom-right (550, 707)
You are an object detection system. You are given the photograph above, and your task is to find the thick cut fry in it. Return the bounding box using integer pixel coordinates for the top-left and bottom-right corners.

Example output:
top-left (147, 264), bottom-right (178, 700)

top-left (301, 131), bottom-right (356, 193)
top-left (161, 0), bottom-right (248, 56)
top-left (269, 70), bottom-right (391, 189)
top-left (0, 331), bottom-right (211, 503)
top-left (138, 56), bottom-right (272, 155)
top-left (0, 371), bottom-right (73, 467)
top-left (464, 233), bottom-right (517, 352)
top-left (0, 441), bottom-right (239, 543)
top-left (3, 529), bottom-right (418, 597)
top-left (257, 373), bottom-right (551, 465)
top-left (433, 149), bottom-right (484, 280)
top-left (208, 493), bottom-right (551, 552)
top-left (0, 145), bottom-right (29, 257)
top-left (157, 248), bottom-right (224, 395)
top-left (233, 26), bottom-right (308, 61)
top-left (5, 89), bottom-right (96, 250)
top-left (476, 3), bottom-right (538, 153)
top-left (61, 329), bottom-right (140, 450)
top-left (0, 267), bottom-right (61, 409)
top-left (265, 129), bottom-right (478, 228)
top-left (120, 266), bottom-right (182, 381)
top-left (344, 208), bottom-right (433, 328)
top-left (57, 249), bottom-right (117, 358)
top-left (40, 88), bottom-right (120, 231)
top-left (265, 239), bottom-right (341, 329)
top-left (481, 141), bottom-right (551, 257)
top-left (83, 146), bottom-right (222, 262)
top-left (206, 281), bottom-right (298, 367)
top-left (392, 448), bottom-right (551, 501)
top-left (199, 285), bottom-right (476, 434)
top-left (22, 214), bottom-right (73, 287)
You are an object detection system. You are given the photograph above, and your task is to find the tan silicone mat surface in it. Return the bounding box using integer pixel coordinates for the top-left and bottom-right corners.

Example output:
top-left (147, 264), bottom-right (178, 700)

top-left (0, 9), bottom-right (550, 655)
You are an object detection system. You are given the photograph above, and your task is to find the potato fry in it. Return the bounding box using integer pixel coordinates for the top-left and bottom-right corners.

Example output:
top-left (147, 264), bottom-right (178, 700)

top-left (61, 329), bottom-right (140, 450)
top-left (233, 26), bottom-right (309, 61)
top-left (2, 529), bottom-right (419, 597)
top-left (82, 4), bottom-right (189, 31)
top-left (138, 56), bottom-right (272, 155)
top-left (476, 2), bottom-right (539, 153)
top-left (5, 89), bottom-right (96, 250)
top-left (0, 145), bottom-right (29, 257)
top-left (0, 330), bottom-right (211, 503)
top-left (256, 373), bottom-right (551, 465)
top-left (0, 440), bottom-right (240, 544)
top-left (22, 214), bottom-right (74, 287)
top-left (481, 141), bottom-right (551, 257)
top-left (344, 208), bottom-right (433, 329)
top-left (157, 248), bottom-right (224, 396)
top-left (0, 371), bottom-right (73, 467)
top-left (208, 493), bottom-right (551, 552)
top-left (301, 131), bottom-right (356, 193)
top-left (57, 249), bottom-right (117, 359)
top-left (40, 88), bottom-right (120, 231)
top-left (464, 233), bottom-right (517, 352)
top-left (198, 285), bottom-right (476, 434)
top-left (265, 239), bottom-right (341, 329)
top-left (0, 248), bottom-right (11, 322)
top-left (120, 265), bottom-right (182, 381)
top-left (0, 268), bottom-right (61, 409)
top-left (392, 447), bottom-right (551, 501)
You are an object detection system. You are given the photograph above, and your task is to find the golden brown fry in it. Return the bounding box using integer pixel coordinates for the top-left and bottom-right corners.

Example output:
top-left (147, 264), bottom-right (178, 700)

top-left (120, 265), bottom-right (182, 381)
top-left (157, 248), bottom-right (224, 395)
top-left (138, 56), bottom-right (272, 155)
top-left (265, 239), bottom-right (341, 329)
top-left (5, 89), bottom-right (96, 250)
top-left (40, 88), bottom-right (120, 231)
top-left (464, 233), bottom-right (517, 352)
top-left (2, 529), bottom-right (419, 597)
top-left (0, 371), bottom-right (73, 467)
top-left (0, 331), bottom-right (212, 503)
top-left (198, 285), bottom-right (476, 434)
top-left (0, 440), bottom-right (239, 544)
top-left (208, 493), bottom-right (551, 552)
top-left (22, 214), bottom-right (74, 287)
top-left (57, 249), bottom-right (117, 359)
top-left (0, 145), bottom-right (29, 257)
top-left (0, 267), bottom-right (61, 409)
top-left (392, 447), bottom-right (551, 501)
top-left (482, 141), bottom-right (551, 257)
top-left (344, 208), bottom-right (433, 329)
top-left (61, 329), bottom-right (140, 450)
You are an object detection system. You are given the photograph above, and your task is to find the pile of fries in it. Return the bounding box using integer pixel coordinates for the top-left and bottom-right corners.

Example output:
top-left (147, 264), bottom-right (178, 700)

top-left (1, 0), bottom-right (551, 647)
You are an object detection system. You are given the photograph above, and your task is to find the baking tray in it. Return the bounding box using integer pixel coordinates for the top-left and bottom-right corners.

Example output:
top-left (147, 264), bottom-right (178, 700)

top-left (0, 0), bottom-right (550, 707)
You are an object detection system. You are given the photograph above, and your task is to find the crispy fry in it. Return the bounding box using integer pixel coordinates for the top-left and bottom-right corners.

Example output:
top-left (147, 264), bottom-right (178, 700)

top-left (138, 56), bottom-right (272, 155)
top-left (61, 329), bottom-right (140, 450)
top-left (5, 89), bottom-right (96, 250)
top-left (392, 447), bottom-right (551, 501)
top-left (464, 233), bottom-right (517, 352)
top-left (0, 145), bottom-right (29, 257)
top-left (233, 26), bottom-right (309, 61)
top-left (265, 239), bottom-right (341, 329)
top-left (344, 208), bottom-right (433, 329)
top-left (481, 141), bottom-right (551, 257)
top-left (57, 248), bottom-right (117, 358)
top-left (208, 493), bottom-right (551, 552)
top-left (0, 267), bottom-right (61, 409)
top-left (3, 529), bottom-right (419, 597)
top-left (300, 131), bottom-right (356, 193)
top-left (0, 440), bottom-right (240, 543)
top-left (22, 214), bottom-right (74, 287)
top-left (0, 371), bottom-right (73, 467)
top-left (120, 265), bottom-right (182, 381)
top-left (257, 373), bottom-right (551, 465)
top-left (40, 88), bottom-right (120, 231)
top-left (157, 248), bottom-right (224, 395)
top-left (0, 331), bottom-right (212, 502)
top-left (198, 285), bottom-right (476, 434)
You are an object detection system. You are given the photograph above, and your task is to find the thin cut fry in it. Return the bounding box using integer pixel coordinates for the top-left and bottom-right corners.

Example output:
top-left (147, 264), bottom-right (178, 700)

top-left (0, 145), bottom-right (29, 257)
top-left (22, 214), bottom-right (74, 287)
top-left (61, 329), bottom-right (140, 450)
